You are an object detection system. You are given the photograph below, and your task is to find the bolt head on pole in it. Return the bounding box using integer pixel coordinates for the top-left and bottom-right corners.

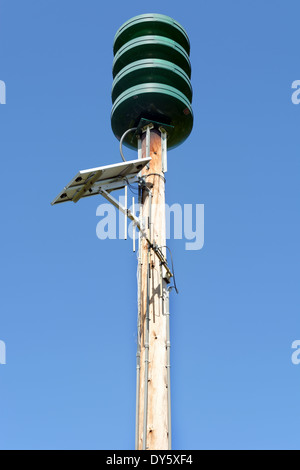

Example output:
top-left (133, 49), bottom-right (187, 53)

top-left (111, 14), bottom-right (193, 150)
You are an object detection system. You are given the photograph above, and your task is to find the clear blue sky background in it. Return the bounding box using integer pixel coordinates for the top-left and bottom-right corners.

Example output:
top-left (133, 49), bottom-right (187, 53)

top-left (0, 0), bottom-right (299, 450)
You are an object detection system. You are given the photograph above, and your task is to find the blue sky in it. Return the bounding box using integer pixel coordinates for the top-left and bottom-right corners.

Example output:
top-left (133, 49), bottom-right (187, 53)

top-left (0, 0), bottom-right (299, 450)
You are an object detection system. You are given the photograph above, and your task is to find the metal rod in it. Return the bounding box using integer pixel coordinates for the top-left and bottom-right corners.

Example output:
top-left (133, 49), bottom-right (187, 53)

top-left (146, 126), bottom-right (150, 169)
top-left (142, 249), bottom-right (150, 450)
top-left (100, 188), bottom-right (173, 279)
top-left (124, 185), bottom-right (128, 240)
top-left (100, 189), bottom-right (140, 228)
top-left (142, 189), bottom-right (152, 450)
top-left (165, 285), bottom-right (172, 450)
top-left (160, 127), bottom-right (168, 173)
top-left (135, 185), bottom-right (143, 450)
top-left (132, 197), bottom-right (136, 252)
top-left (135, 292), bottom-right (141, 450)
top-left (138, 136), bottom-right (142, 159)
top-left (135, 341), bottom-right (141, 450)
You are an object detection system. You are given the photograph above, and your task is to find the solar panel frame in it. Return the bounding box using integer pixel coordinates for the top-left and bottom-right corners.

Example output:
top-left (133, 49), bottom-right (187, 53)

top-left (51, 157), bottom-right (151, 205)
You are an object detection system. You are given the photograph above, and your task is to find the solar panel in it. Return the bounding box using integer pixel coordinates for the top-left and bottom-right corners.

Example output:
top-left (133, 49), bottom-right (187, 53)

top-left (51, 157), bottom-right (151, 205)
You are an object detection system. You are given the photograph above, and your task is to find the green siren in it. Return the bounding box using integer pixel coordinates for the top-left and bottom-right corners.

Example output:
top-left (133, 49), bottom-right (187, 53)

top-left (111, 14), bottom-right (193, 150)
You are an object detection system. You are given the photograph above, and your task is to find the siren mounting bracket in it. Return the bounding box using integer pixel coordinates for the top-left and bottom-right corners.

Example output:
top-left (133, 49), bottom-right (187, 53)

top-left (134, 117), bottom-right (174, 138)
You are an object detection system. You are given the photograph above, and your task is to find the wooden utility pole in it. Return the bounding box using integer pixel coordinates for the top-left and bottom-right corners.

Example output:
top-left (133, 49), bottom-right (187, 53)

top-left (136, 127), bottom-right (170, 450)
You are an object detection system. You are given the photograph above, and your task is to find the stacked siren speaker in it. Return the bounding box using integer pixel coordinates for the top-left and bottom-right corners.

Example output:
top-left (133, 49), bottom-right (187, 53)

top-left (111, 14), bottom-right (193, 150)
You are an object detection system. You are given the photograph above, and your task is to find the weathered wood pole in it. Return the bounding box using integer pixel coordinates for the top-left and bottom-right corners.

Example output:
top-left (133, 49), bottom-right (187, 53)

top-left (137, 128), bottom-right (170, 450)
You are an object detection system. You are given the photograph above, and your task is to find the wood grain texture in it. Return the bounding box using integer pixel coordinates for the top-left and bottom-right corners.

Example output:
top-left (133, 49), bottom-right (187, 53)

top-left (137, 129), bottom-right (169, 450)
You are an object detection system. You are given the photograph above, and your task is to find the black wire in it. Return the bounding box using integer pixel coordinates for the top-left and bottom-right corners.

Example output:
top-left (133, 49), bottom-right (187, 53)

top-left (160, 245), bottom-right (179, 295)
top-left (116, 176), bottom-right (140, 195)
top-left (143, 173), bottom-right (166, 183)
top-left (126, 180), bottom-right (140, 196)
